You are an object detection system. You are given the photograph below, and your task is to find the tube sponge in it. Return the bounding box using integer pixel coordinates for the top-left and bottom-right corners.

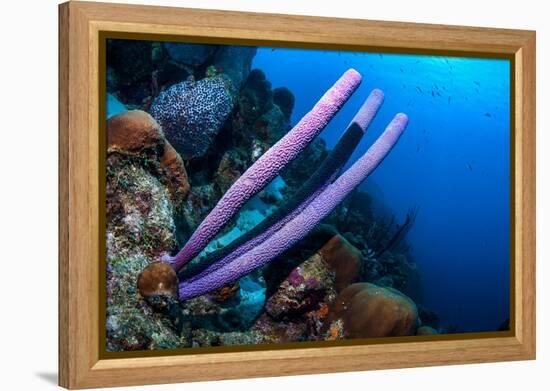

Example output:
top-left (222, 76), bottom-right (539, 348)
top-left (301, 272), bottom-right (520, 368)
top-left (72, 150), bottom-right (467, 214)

top-left (168, 69), bottom-right (363, 271)
top-left (179, 89), bottom-right (385, 283)
top-left (178, 113), bottom-right (408, 300)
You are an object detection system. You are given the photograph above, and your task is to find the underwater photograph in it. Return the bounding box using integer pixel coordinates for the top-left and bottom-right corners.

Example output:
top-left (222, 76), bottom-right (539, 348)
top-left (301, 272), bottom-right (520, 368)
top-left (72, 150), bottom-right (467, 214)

top-left (104, 38), bottom-right (511, 352)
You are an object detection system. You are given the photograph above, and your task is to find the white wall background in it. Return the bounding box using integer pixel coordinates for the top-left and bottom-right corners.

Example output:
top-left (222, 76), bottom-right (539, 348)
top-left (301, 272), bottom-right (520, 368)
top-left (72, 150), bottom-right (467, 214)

top-left (0, 0), bottom-right (546, 389)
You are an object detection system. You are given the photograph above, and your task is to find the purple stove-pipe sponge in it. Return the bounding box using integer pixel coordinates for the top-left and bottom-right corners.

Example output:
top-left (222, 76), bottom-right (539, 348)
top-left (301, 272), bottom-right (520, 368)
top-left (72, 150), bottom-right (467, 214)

top-left (178, 113), bottom-right (408, 300)
top-left (179, 90), bottom-right (385, 284)
top-left (168, 69), bottom-right (362, 271)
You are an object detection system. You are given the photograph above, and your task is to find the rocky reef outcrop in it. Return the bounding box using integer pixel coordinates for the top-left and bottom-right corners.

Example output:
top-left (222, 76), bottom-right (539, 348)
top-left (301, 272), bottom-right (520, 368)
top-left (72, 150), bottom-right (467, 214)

top-left (105, 40), bottom-right (438, 351)
top-left (105, 111), bottom-right (190, 351)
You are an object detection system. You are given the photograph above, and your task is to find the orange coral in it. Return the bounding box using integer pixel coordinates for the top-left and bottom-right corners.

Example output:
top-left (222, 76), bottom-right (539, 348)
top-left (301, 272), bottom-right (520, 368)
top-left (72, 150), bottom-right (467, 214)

top-left (212, 282), bottom-right (240, 303)
top-left (107, 110), bottom-right (164, 155)
top-left (160, 142), bottom-right (190, 201)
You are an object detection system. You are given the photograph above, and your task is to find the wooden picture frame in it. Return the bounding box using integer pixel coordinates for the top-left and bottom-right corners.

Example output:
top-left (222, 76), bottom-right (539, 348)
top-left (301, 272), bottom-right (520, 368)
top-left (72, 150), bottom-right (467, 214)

top-left (59, 1), bottom-right (536, 388)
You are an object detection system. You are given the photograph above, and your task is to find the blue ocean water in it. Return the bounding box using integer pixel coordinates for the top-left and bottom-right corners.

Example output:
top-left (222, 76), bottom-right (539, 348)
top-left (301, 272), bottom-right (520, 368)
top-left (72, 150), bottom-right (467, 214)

top-left (254, 48), bottom-right (510, 333)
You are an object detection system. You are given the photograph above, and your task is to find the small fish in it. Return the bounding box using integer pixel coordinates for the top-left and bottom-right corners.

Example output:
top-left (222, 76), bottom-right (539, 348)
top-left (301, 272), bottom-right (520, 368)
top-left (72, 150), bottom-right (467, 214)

top-left (270, 48), bottom-right (276, 52)
top-left (466, 163), bottom-right (473, 171)
top-left (400, 67), bottom-right (404, 73)
top-left (378, 53), bottom-right (384, 59)
top-left (484, 112), bottom-right (492, 117)
top-left (448, 96), bottom-right (451, 104)
top-left (416, 146), bottom-right (420, 153)
top-left (436, 91), bottom-right (441, 97)
top-left (431, 90), bottom-right (435, 97)
top-left (474, 81), bottom-right (481, 87)
top-left (416, 86), bottom-right (422, 93)
top-left (407, 100), bottom-right (412, 107)
top-left (422, 129), bottom-right (426, 134)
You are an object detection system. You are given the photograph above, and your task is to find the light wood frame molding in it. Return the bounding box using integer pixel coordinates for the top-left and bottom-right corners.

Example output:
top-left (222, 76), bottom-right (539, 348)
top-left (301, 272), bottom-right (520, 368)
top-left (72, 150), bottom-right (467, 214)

top-left (58, 1), bottom-right (536, 388)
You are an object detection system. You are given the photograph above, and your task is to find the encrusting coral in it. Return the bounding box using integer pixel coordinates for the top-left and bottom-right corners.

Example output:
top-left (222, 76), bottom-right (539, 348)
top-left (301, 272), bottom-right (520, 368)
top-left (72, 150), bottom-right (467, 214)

top-left (138, 68), bottom-right (409, 303)
top-left (324, 282), bottom-right (419, 338)
top-left (150, 75), bottom-right (235, 159)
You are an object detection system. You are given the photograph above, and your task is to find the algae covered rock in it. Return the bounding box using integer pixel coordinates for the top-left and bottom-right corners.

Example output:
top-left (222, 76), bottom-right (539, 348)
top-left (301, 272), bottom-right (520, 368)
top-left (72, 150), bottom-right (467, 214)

top-left (253, 234), bottom-right (361, 343)
top-left (107, 110), bottom-right (190, 206)
top-left (105, 111), bottom-right (192, 351)
top-left (106, 155), bottom-right (183, 351)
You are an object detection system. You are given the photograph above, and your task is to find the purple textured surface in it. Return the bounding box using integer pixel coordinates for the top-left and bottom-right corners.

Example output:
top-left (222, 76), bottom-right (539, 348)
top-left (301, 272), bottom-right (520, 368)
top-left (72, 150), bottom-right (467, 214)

top-left (181, 90), bottom-right (385, 284)
top-left (178, 113), bottom-right (408, 300)
top-left (350, 89), bottom-right (384, 129)
top-left (169, 69), bottom-right (362, 271)
top-left (184, 182), bottom-right (329, 284)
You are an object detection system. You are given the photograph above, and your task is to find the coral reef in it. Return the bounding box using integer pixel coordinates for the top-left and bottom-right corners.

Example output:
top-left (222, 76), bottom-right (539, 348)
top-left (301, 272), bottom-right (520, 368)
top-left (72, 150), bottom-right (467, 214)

top-left (105, 41), bottom-right (442, 352)
top-left (181, 274), bottom-right (266, 331)
top-left (273, 87), bottom-right (295, 121)
top-left (180, 89), bottom-right (383, 284)
top-left (107, 110), bottom-right (165, 155)
top-left (253, 234), bottom-right (361, 343)
top-left (150, 76), bottom-right (235, 159)
top-left (319, 235), bottom-right (362, 292)
top-left (166, 69), bottom-right (364, 272)
top-left (105, 154), bottom-right (183, 351)
top-left (107, 110), bottom-right (190, 205)
top-left (164, 42), bottom-right (218, 66)
top-left (176, 104), bottom-right (407, 300)
top-left (212, 45), bottom-right (257, 90)
top-left (324, 282), bottom-right (419, 338)
top-left (105, 110), bottom-right (192, 350)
